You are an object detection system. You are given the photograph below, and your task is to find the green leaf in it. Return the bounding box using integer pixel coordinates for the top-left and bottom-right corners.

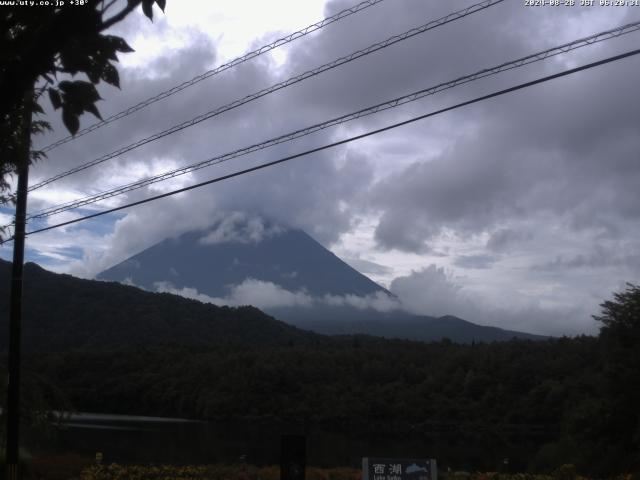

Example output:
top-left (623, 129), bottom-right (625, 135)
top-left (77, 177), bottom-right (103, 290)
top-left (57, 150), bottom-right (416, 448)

top-left (32, 101), bottom-right (44, 115)
top-left (62, 107), bottom-right (80, 135)
top-left (142, 0), bottom-right (153, 20)
top-left (59, 39), bottom-right (90, 75)
top-left (57, 81), bottom-right (74, 93)
top-left (69, 81), bottom-right (102, 103)
top-left (31, 120), bottom-right (52, 135)
top-left (104, 35), bottom-right (135, 53)
top-left (85, 103), bottom-right (103, 120)
top-left (57, 80), bottom-right (105, 127)
top-left (30, 150), bottom-right (48, 163)
top-left (101, 64), bottom-right (120, 88)
top-left (86, 63), bottom-right (101, 84)
top-left (100, 41), bottom-right (120, 61)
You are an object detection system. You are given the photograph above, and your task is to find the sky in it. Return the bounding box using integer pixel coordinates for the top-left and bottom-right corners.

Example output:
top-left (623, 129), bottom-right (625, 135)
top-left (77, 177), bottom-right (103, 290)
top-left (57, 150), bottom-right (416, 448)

top-left (2, 0), bottom-right (640, 336)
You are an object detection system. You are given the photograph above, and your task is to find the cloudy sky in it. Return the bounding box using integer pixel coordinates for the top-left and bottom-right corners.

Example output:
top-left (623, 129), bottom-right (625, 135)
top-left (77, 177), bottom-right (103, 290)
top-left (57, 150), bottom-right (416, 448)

top-left (2, 0), bottom-right (639, 336)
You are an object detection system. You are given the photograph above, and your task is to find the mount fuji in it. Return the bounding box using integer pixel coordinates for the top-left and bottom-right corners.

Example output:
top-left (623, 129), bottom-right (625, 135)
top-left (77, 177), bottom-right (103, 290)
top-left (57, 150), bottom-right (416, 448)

top-left (98, 214), bottom-right (544, 343)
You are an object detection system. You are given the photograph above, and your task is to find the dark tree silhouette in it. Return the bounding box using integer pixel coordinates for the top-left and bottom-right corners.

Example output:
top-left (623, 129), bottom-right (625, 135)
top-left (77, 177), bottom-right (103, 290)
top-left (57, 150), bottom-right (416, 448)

top-left (593, 283), bottom-right (640, 473)
top-left (594, 283), bottom-right (640, 333)
top-left (0, 0), bottom-right (166, 206)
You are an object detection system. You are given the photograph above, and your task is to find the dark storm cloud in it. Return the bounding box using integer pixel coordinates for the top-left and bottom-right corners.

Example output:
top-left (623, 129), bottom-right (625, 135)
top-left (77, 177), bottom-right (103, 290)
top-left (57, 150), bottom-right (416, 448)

top-left (372, 137), bottom-right (521, 251)
top-left (295, 1), bottom-right (640, 256)
top-left (486, 228), bottom-right (531, 252)
top-left (30, 28), bottom-right (368, 249)
top-left (29, 32), bottom-right (222, 197)
top-left (285, 0), bottom-right (528, 116)
top-left (32, 0), bottom-right (607, 235)
top-left (453, 254), bottom-right (498, 269)
top-left (370, 41), bottom-right (640, 252)
top-left (534, 245), bottom-right (640, 272)
top-left (30, 0), bottom-right (456, 252)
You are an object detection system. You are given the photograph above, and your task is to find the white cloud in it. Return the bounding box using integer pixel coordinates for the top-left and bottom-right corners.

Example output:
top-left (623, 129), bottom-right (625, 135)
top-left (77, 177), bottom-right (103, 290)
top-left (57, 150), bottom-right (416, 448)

top-left (390, 265), bottom-right (473, 319)
top-left (152, 277), bottom-right (403, 314)
top-left (198, 212), bottom-right (284, 245)
top-left (153, 278), bottom-right (313, 309)
top-left (323, 291), bottom-right (400, 312)
top-left (389, 265), bottom-right (599, 336)
top-left (111, 0), bottom-right (326, 68)
top-left (153, 281), bottom-right (224, 305)
top-left (0, 211), bottom-right (12, 226)
top-left (227, 278), bottom-right (314, 308)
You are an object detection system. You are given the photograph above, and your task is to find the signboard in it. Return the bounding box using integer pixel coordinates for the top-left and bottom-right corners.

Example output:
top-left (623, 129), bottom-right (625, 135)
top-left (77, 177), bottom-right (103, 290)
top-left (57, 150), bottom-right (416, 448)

top-left (363, 458), bottom-right (437, 480)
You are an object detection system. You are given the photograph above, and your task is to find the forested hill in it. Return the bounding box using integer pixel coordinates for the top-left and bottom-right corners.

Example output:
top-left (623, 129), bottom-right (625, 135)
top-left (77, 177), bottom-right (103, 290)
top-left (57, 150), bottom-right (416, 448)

top-left (22, 335), bottom-right (634, 474)
top-left (0, 259), bottom-right (321, 352)
top-left (1, 258), bottom-right (639, 474)
top-left (0, 259), bottom-right (544, 348)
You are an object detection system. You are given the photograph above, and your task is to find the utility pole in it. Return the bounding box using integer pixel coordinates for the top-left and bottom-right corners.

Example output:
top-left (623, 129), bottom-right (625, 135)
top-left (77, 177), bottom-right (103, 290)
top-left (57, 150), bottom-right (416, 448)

top-left (5, 89), bottom-right (33, 480)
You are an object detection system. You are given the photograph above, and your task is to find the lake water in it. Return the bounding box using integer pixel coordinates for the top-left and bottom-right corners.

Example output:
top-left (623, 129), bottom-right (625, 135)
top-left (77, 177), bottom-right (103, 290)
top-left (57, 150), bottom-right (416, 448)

top-left (25, 413), bottom-right (549, 471)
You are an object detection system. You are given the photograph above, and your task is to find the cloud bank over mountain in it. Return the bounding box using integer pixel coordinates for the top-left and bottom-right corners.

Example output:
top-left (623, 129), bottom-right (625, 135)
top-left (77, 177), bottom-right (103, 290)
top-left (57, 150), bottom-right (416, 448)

top-left (154, 278), bottom-right (400, 313)
top-left (4, 1), bottom-right (638, 335)
top-left (102, 216), bottom-right (588, 336)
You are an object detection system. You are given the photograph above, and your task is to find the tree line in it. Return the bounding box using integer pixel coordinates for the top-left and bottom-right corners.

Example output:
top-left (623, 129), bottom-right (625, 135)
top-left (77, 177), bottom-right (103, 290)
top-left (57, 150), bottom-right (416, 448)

top-left (19, 320), bottom-right (639, 474)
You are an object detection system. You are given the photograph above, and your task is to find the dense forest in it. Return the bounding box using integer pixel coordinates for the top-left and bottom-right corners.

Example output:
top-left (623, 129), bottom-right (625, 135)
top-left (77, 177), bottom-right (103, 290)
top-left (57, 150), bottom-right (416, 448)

top-left (18, 331), bottom-right (640, 475)
top-left (0, 261), bottom-right (638, 475)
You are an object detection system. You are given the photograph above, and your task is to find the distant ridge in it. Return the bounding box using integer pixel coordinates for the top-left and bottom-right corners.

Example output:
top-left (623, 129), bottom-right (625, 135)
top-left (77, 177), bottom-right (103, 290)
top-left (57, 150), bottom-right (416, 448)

top-left (269, 307), bottom-right (546, 342)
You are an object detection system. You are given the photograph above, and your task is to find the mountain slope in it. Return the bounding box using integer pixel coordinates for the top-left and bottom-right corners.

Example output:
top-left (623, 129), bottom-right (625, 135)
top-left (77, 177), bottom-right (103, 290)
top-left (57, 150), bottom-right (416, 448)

top-left (96, 219), bottom-right (546, 343)
top-left (0, 259), bottom-right (321, 352)
top-left (98, 227), bottom-right (387, 298)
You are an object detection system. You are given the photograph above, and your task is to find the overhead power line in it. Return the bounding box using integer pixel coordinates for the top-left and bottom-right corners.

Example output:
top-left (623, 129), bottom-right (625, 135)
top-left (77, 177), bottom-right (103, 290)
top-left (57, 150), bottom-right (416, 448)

top-left (38, 0), bottom-right (388, 154)
top-left (28, 0), bottom-right (504, 192)
top-left (11, 47), bottom-right (639, 242)
top-left (26, 19), bottom-right (640, 220)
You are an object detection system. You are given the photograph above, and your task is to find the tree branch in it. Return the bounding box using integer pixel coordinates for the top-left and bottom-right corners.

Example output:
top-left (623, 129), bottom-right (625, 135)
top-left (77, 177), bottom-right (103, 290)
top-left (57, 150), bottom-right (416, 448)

top-left (101, 1), bottom-right (141, 31)
top-left (101, 0), bottom-right (120, 16)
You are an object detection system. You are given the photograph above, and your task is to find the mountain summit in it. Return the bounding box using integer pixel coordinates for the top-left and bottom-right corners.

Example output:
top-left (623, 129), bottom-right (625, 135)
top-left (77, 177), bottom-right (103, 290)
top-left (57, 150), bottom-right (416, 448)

top-left (98, 214), bottom-right (387, 300)
top-left (98, 214), bottom-right (544, 342)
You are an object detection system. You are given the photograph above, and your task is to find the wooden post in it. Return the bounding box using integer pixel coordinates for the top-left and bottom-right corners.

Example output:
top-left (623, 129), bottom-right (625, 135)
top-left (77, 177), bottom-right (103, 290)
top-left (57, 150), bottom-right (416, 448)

top-left (280, 434), bottom-right (306, 480)
top-left (5, 90), bottom-right (32, 480)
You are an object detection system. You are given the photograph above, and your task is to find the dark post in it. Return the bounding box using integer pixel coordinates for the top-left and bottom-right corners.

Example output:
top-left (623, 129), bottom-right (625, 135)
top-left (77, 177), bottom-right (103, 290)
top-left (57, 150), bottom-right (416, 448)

top-left (5, 90), bottom-right (32, 480)
top-left (280, 434), bottom-right (306, 480)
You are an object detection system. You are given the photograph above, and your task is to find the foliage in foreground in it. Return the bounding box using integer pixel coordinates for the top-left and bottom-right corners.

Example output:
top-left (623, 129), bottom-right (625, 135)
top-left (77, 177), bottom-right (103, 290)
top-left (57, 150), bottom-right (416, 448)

top-left (79, 464), bottom-right (360, 480)
top-left (77, 464), bottom-right (637, 480)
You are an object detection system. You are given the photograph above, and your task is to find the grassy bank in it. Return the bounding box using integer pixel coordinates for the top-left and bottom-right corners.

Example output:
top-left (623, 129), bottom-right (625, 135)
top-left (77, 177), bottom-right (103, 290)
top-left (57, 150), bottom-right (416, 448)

top-left (19, 457), bottom-right (638, 480)
top-left (79, 464), bottom-right (360, 480)
top-left (76, 464), bottom-right (636, 480)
